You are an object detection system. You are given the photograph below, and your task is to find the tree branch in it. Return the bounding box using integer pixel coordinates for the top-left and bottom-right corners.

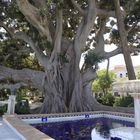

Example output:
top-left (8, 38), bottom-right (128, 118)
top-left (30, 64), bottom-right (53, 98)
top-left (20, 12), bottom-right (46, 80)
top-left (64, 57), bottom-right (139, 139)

top-left (82, 46), bottom-right (122, 75)
top-left (103, 47), bottom-right (122, 59)
top-left (16, 0), bottom-right (52, 43)
top-left (104, 31), bottom-right (140, 59)
top-left (97, 8), bottom-right (115, 17)
top-left (129, 46), bottom-right (140, 53)
top-left (126, 20), bottom-right (140, 34)
top-left (50, 8), bottom-right (63, 62)
top-left (0, 83), bottom-right (27, 90)
top-left (0, 22), bottom-right (48, 67)
top-left (0, 65), bottom-right (45, 90)
top-left (74, 0), bottom-right (97, 57)
top-left (80, 0), bottom-right (96, 42)
top-left (0, 22), bottom-right (15, 37)
top-left (94, 17), bottom-right (107, 54)
top-left (82, 68), bottom-right (96, 86)
top-left (98, 43), bottom-right (140, 60)
top-left (114, 0), bottom-right (136, 79)
top-left (15, 32), bottom-right (48, 66)
top-left (71, 0), bottom-right (85, 16)
top-left (31, 0), bottom-right (46, 8)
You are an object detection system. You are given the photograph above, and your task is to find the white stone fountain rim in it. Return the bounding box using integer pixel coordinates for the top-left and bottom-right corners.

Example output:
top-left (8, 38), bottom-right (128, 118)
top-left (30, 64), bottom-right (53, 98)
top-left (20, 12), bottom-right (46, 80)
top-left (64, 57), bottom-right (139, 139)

top-left (113, 80), bottom-right (140, 85)
top-left (112, 80), bottom-right (140, 94)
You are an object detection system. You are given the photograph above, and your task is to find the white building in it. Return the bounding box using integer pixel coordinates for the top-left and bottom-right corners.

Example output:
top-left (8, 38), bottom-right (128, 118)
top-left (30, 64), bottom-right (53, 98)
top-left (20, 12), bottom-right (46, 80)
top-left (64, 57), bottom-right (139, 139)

top-left (113, 65), bottom-right (140, 79)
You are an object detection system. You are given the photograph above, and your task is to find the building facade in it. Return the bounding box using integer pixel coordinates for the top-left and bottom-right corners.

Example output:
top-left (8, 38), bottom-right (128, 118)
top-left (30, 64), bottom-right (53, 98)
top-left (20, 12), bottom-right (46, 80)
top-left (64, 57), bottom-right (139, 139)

top-left (113, 65), bottom-right (140, 79)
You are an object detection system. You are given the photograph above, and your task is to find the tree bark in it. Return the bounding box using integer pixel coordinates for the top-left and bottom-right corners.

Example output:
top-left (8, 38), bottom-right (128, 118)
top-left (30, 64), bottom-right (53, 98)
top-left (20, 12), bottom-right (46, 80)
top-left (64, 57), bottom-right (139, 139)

top-left (114, 0), bottom-right (136, 80)
top-left (0, 0), bottom-right (136, 114)
top-left (0, 65), bottom-right (133, 114)
top-left (0, 66), bottom-right (44, 90)
top-left (40, 68), bottom-right (67, 113)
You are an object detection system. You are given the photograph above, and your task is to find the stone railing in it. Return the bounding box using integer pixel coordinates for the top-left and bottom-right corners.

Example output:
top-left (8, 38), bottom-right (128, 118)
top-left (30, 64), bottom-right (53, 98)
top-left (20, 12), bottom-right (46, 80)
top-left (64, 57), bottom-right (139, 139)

top-left (0, 95), bottom-right (16, 115)
top-left (113, 80), bottom-right (140, 94)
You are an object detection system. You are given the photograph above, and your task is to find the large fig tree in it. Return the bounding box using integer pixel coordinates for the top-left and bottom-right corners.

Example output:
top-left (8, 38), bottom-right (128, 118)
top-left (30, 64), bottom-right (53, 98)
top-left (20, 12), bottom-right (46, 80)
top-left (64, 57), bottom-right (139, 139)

top-left (0, 0), bottom-right (139, 113)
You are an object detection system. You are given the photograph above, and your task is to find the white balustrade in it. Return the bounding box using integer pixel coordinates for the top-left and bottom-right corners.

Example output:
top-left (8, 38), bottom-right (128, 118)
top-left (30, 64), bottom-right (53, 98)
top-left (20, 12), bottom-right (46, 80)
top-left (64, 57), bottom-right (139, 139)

top-left (113, 80), bottom-right (140, 129)
top-left (0, 95), bottom-right (16, 115)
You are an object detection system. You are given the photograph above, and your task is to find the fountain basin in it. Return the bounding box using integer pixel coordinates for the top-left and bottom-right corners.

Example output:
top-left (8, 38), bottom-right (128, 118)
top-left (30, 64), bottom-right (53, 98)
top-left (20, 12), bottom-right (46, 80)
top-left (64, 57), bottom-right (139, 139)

top-left (113, 80), bottom-right (140, 95)
top-left (112, 80), bottom-right (140, 139)
top-left (110, 127), bottom-right (140, 140)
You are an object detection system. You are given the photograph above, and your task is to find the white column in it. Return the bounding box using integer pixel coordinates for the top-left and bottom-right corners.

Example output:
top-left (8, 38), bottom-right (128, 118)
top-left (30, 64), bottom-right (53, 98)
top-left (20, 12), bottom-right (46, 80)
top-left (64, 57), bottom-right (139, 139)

top-left (130, 93), bottom-right (140, 129)
top-left (7, 95), bottom-right (16, 115)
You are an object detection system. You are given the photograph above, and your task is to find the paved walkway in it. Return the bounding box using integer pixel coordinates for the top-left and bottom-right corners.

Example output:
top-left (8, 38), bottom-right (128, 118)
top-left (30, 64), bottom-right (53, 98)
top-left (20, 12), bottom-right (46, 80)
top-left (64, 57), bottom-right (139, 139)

top-left (0, 119), bottom-right (22, 140)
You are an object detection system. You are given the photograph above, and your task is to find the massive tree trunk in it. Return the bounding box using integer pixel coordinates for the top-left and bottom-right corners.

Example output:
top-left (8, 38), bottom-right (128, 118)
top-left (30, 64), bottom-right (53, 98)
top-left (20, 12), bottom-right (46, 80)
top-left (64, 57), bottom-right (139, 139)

top-left (0, 65), bottom-right (133, 114)
top-left (39, 0), bottom-right (98, 113)
top-left (0, 0), bottom-right (137, 114)
top-left (114, 0), bottom-right (136, 80)
top-left (40, 68), bottom-right (67, 113)
top-left (39, 44), bottom-right (96, 113)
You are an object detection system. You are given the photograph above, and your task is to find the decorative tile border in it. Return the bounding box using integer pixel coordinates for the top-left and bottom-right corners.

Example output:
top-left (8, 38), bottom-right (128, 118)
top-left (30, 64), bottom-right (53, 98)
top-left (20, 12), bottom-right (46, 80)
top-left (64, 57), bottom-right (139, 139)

top-left (18, 111), bottom-right (134, 119)
top-left (3, 111), bottom-right (134, 140)
top-left (18, 111), bottom-right (134, 124)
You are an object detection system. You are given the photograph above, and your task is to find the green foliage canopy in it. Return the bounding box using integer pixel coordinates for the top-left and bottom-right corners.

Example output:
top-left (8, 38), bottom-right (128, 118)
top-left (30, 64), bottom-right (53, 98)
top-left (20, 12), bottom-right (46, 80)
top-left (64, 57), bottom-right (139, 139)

top-left (92, 69), bottom-right (115, 95)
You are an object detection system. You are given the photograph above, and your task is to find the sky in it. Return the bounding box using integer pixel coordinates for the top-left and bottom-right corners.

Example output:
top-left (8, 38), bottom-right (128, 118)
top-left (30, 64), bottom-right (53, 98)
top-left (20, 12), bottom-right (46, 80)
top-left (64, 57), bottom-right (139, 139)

top-left (98, 54), bottom-right (140, 70)
top-left (98, 44), bottom-right (140, 70)
top-left (79, 43), bottom-right (140, 70)
top-left (98, 17), bottom-right (140, 70)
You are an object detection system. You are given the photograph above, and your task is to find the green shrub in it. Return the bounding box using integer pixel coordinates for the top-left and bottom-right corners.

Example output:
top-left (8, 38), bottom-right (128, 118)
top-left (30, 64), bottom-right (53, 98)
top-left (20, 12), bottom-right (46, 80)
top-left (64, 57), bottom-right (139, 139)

top-left (15, 99), bottom-right (30, 114)
top-left (97, 93), bottom-right (115, 106)
top-left (114, 96), bottom-right (134, 107)
top-left (0, 105), bottom-right (7, 115)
